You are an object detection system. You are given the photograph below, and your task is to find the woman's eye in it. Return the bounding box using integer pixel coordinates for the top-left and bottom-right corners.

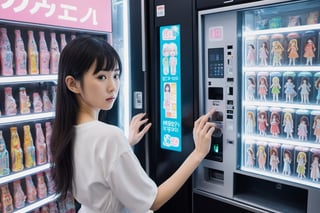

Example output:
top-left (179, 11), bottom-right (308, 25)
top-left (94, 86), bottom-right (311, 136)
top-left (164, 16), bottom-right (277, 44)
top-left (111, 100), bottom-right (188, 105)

top-left (98, 75), bottom-right (107, 80)
top-left (114, 73), bottom-right (120, 79)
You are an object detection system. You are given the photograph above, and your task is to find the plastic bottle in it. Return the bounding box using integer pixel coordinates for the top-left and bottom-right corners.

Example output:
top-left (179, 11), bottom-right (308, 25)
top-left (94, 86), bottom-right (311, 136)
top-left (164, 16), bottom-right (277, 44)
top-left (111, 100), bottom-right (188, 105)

top-left (0, 183), bottom-right (14, 213)
top-left (10, 126), bottom-right (24, 172)
top-left (0, 130), bottom-right (10, 176)
top-left (4, 86), bottom-right (17, 116)
top-left (39, 31), bottom-right (50, 74)
top-left (50, 32), bottom-right (60, 74)
top-left (42, 90), bottom-right (52, 112)
top-left (13, 179), bottom-right (26, 209)
top-left (45, 121), bottom-right (52, 162)
top-left (36, 172), bottom-right (47, 199)
top-left (14, 29), bottom-right (27, 75)
top-left (51, 85), bottom-right (57, 110)
top-left (28, 30), bottom-right (39, 75)
top-left (0, 27), bottom-right (14, 76)
top-left (25, 175), bottom-right (37, 203)
top-left (44, 169), bottom-right (55, 194)
top-left (60, 33), bottom-right (67, 51)
top-left (19, 87), bottom-right (31, 114)
top-left (35, 123), bottom-right (47, 165)
top-left (23, 125), bottom-right (36, 168)
top-left (32, 92), bottom-right (43, 113)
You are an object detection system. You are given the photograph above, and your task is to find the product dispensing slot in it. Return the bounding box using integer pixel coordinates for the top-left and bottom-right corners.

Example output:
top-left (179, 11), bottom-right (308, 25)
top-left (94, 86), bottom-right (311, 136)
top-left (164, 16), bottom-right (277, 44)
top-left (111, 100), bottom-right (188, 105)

top-left (205, 168), bottom-right (224, 185)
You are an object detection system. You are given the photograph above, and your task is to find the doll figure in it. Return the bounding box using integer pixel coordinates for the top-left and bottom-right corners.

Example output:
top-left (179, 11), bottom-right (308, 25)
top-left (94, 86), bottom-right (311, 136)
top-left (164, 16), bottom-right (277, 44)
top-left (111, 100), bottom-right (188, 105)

top-left (247, 44), bottom-right (256, 66)
top-left (307, 11), bottom-right (319, 25)
top-left (284, 77), bottom-right (296, 103)
top-left (270, 112), bottom-right (280, 136)
top-left (270, 148), bottom-right (279, 173)
top-left (297, 116), bottom-right (309, 141)
top-left (287, 38), bottom-right (299, 66)
top-left (256, 145), bottom-right (266, 170)
top-left (315, 79), bottom-right (320, 104)
top-left (283, 112), bottom-right (294, 139)
top-left (312, 115), bottom-right (320, 143)
top-left (271, 40), bottom-right (284, 66)
top-left (259, 41), bottom-right (269, 66)
top-left (246, 146), bottom-right (255, 168)
top-left (163, 83), bottom-right (171, 111)
top-left (258, 76), bottom-right (268, 101)
top-left (296, 151), bottom-right (307, 179)
top-left (258, 111), bottom-right (268, 136)
top-left (246, 77), bottom-right (256, 101)
top-left (270, 76), bottom-right (281, 101)
top-left (169, 43), bottom-right (177, 75)
top-left (282, 151), bottom-right (292, 176)
top-left (298, 78), bottom-right (311, 104)
top-left (310, 155), bottom-right (320, 182)
top-left (303, 38), bottom-right (316, 66)
top-left (162, 43), bottom-right (170, 75)
top-left (246, 111), bottom-right (255, 135)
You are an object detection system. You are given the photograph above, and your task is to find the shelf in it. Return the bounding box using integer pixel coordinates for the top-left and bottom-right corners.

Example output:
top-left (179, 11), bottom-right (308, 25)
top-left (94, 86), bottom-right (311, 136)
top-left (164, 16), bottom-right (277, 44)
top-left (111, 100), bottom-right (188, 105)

top-left (243, 100), bottom-right (320, 111)
top-left (243, 66), bottom-right (320, 73)
top-left (14, 193), bottom-right (59, 213)
top-left (0, 112), bottom-right (55, 125)
top-left (0, 163), bottom-right (52, 185)
top-left (0, 75), bottom-right (57, 84)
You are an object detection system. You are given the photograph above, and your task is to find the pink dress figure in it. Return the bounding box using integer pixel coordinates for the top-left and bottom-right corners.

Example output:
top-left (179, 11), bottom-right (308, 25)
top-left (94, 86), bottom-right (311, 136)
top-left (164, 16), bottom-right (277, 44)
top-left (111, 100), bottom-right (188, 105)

top-left (14, 29), bottom-right (27, 75)
top-left (39, 31), bottom-right (50, 74)
top-left (312, 115), bottom-right (320, 143)
top-left (259, 42), bottom-right (269, 66)
top-left (246, 77), bottom-right (255, 101)
top-left (297, 116), bottom-right (308, 141)
top-left (256, 145), bottom-right (266, 170)
top-left (247, 44), bottom-right (256, 66)
top-left (282, 151), bottom-right (292, 176)
top-left (310, 155), bottom-right (320, 182)
top-left (283, 112), bottom-right (294, 139)
top-left (258, 76), bottom-right (268, 101)
top-left (296, 151), bottom-right (307, 179)
top-left (304, 38), bottom-right (316, 65)
top-left (258, 111), bottom-right (268, 136)
top-left (287, 38), bottom-right (299, 66)
top-left (298, 78), bottom-right (311, 104)
top-left (270, 113), bottom-right (280, 136)
top-left (0, 27), bottom-right (14, 76)
top-left (270, 77), bottom-right (281, 101)
top-left (269, 149), bottom-right (279, 173)
top-left (246, 146), bottom-right (255, 167)
top-left (271, 40), bottom-right (284, 66)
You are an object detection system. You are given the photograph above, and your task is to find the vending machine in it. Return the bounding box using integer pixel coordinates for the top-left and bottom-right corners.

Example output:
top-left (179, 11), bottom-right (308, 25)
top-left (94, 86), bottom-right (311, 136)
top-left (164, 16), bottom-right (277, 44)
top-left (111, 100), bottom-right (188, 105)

top-left (194, 0), bottom-right (320, 212)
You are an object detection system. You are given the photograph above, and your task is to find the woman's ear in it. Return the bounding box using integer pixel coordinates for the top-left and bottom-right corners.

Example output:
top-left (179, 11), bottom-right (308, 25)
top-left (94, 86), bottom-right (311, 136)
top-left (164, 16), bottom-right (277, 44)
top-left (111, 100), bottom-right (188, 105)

top-left (65, 75), bottom-right (80, 94)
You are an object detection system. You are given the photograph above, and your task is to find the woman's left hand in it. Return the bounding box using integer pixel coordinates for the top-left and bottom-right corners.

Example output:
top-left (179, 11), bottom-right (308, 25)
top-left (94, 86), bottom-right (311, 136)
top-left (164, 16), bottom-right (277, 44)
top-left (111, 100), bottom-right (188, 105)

top-left (128, 113), bottom-right (152, 146)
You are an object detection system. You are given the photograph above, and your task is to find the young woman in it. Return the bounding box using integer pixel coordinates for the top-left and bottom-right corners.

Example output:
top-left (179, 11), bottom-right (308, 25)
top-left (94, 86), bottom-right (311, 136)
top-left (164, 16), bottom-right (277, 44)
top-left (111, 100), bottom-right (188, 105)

top-left (50, 36), bottom-right (216, 213)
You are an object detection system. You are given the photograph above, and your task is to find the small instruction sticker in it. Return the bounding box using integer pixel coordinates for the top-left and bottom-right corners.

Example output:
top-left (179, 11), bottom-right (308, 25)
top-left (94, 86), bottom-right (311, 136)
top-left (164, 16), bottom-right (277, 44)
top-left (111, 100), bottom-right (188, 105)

top-left (156, 5), bottom-right (165, 17)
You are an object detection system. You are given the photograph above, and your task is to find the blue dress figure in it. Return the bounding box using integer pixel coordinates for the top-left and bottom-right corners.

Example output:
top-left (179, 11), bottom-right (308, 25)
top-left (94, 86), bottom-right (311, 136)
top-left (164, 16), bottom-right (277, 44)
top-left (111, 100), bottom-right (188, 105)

top-left (315, 78), bottom-right (320, 104)
top-left (0, 130), bottom-right (10, 176)
top-left (284, 77), bottom-right (296, 103)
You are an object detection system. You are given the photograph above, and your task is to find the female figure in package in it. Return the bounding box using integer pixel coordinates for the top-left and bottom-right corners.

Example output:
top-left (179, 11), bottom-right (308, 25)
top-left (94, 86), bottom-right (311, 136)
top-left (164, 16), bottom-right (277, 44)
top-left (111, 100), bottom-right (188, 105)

top-left (310, 155), bottom-right (320, 182)
top-left (247, 44), bottom-right (256, 66)
top-left (313, 115), bottom-right (320, 143)
top-left (315, 78), bottom-right (320, 104)
top-left (246, 111), bottom-right (255, 135)
top-left (259, 41), bottom-right (269, 66)
top-left (282, 151), bottom-right (292, 176)
top-left (246, 77), bottom-right (256, 101)
top-left (271, 40), bottom-right (284, 66)
top-left (258, 76), bottom-right (268, 101)
top-left (270, 112), bottom-right (280, 136)
top-left (304, 38), bottom-right (316, 65)
top-left (297, 116), bottom-right (309, 141)
top-left (258, 111), bottom-right (268, 136)
top-left (246, 146), bottom-right (255, 167)
top-left (298, 78), bottom-right (311, 104)
top-left (283, 112), bottom-right (294, 139)
top-left (287, 38), bottom-right (299, 66)
top-left (270, 148), bottom-right (279, 173)
top-left (296, 151), bottom-right (307, 179)
top-left (256, 145), bottom-right (266, 170)
top-left (284, 77), bottom-right (296, 103)
top-left (270, 76), bottom-right (281, 102)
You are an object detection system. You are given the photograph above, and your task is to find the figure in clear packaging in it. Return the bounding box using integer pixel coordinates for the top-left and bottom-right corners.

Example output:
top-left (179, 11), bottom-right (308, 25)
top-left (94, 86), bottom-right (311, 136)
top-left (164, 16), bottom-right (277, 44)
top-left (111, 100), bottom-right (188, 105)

top-left (283, 112), bottom-right (294, 139)
top-left (297, 116), bottom-right (309, 141)
top-left (287, 38), bottom-right (299, 66)
top-left (282, 151), bottom-right (292, 176)
top-left (310, 155), bottom-right (320, 182)
top-left (269, 148), bottom-right (279, 173)
top-left (303, 38), bottom-right (316, 66)
top-left (246, 77), bottom-right (256, 101)
top-left (259, 41), bottom-right (269, 66)
top-left (298, 78), bottom-right (311, 104)
top-left (256, 145), bottom-right (266, 170)
top-left (270, 112), bottom-right (280, 136)
top-left (258, 76), bottom-right (268, 101)
top-left (284, 77), bottom-right (296, 103)
top-left (246, 111), bottom-right (255, 134)
top-left (270, 77), bottom-right (281, 102)
top-left (271, 40), bottom-right (284, 66)
top-left (296, 151), bottom-right (307, 179)
top-left (246, 146), bottom-right (255, 167)
top-left (258, 111), bottom-right (268, 136)
top-left (315, 79), bottom-right (320, 104)
top-left (312, 115), bottom-right (320, 143)
top-left (247, 44), bottom-right (256, 66)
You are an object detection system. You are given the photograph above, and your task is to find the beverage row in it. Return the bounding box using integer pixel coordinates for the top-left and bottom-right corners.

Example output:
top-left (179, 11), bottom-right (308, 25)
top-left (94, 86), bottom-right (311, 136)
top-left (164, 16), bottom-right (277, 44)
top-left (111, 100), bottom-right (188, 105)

top-left (244, 141), bottom-right (320, 182)
top-left (244, 30), bottom-right (320, 66)
top-left (0, 27), bottom-right (74, 76)
top-left (245, 71), bottom-right (320, 104)
top-left (245, 107), bottom-right (320, 143)
top-left (0, 85), bottom-right (56, 116)
top-left (0, 121), bottom-right (52, 176)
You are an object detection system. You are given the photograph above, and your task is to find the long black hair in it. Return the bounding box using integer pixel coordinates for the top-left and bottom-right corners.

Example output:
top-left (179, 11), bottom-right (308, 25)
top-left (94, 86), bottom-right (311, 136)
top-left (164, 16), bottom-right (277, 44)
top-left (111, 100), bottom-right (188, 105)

top-left (50, 35), bottom-right (122, 199)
